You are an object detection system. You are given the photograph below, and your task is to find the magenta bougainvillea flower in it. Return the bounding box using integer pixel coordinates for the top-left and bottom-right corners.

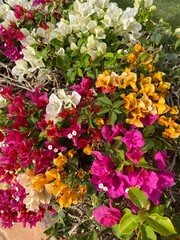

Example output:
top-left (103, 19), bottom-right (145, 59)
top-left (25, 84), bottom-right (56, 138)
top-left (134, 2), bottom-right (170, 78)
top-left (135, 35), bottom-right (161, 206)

top-left (70, 77), bottom-right (92, 96)
top-left (121, 129), bottom-right (144, 149)
top-left (140, 114), bottom-right (159, 126)
top-left (101, 122), bottom-right (126, 143)
top-left (154, 150), bottom-right (168, 170)
top-left (92, 201), bottom-right (121, 227)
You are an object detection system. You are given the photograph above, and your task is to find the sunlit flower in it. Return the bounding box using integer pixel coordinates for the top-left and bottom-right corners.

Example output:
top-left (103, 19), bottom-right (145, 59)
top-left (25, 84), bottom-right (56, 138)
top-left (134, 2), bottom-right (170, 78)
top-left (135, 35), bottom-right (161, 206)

top-left (58, 189), bottom-right (78, 208)
top-left (163, 120), bottom-right (180, 139)
top-left (96, 70), bottom-right (110, 88)
top-left (155, 96), bottom-right (170, 114)
top-left (92, 201), bottom-right (121, 227)
top-left (53, 153), bottom-right (68, 171)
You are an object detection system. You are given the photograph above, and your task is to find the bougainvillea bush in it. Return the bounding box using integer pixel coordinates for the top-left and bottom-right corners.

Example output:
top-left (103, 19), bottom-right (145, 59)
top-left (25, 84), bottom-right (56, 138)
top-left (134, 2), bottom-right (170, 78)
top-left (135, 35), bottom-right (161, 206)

top-left (0, 0), bottom-right (179, 239)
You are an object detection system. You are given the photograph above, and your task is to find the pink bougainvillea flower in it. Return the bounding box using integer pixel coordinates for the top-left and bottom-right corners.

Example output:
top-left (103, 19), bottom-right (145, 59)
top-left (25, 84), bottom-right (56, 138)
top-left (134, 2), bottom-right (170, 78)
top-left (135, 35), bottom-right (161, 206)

top-left (101, 122), bottom-right (125, 143)
top-left (61, 124), bottom-right (84, 146)
top-left (121, 129), bottom-right (144, 149)
top-left (125, 147), bottom-right (144, 164)
top-left (70, 77), bottom-right (92, 96)
top-left (92, 201), bottom-right (121, 227)
top-left (26, 86), bottom-right (48, 109)
top-left (0, 85), bottom-right (13, 98)
top-left (140, 114), bottom-right (159, 126)
top-left (32, 0), bottom-right (45, 6)
top-left (154, 150), bottom-right (168, 170)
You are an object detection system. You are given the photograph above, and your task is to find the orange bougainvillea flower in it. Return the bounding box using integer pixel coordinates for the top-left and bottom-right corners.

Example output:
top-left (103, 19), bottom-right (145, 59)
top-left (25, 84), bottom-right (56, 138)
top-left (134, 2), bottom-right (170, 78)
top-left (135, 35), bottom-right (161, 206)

top-left (140, 94), bottom-right (157, 115)
top-left (170, 106), bottom-right (179, 115)
top-left (77, 185), bottom-right (87, 199)
top-left (121, 92), bottom-right (138, 110)
top-left (58, 189), bottom-right (78, 208)
top-left (156, 81), bottom-right (171, 98)
top-left (110, 71), bottom-right (138, 91)
top-left (45, 179), bottom-right (68, 197)
top-left (53, 153), bottom-right (68, 171)
top-left (96, 71), bottom-right (110, 88)
top-left (152, 71), bottom-right (165, 82)
top-left (96, 118), bottom-right (104, 129)
top-left (155, 96), bottom-right (171, 114)
top-left (163, 120), bottom-right (180, 139)
top-left (77, 169), bottom-right (85, 179)
top-left (31, 174), bottom-right (47, 192)
top-left (157, 116), bottom-right (172, 127)
top-left (83, 144), bottom-right (93, 155)
top-left (127, 52), bottom-right (138, 64)
top-left (126, 111), bottom-right (144, 128)
top-left (67, 149), bottom-right (77, 159)
top-left (45, 168), bottom-right (61, 182)
top-left (134, 43), bottom-right (143, 53)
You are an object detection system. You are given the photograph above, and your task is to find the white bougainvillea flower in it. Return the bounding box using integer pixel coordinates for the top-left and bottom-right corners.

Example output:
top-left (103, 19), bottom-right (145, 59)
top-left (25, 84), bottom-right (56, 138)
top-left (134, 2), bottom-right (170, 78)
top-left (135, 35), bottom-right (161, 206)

top-left (57, 89), bottom-right (81, 109)
top-left (12, 59), bottom-right (33, 82)
top-left (45, 93), bottom-right (63, 123)
top-left (0, 95), bottom-right (6, 108)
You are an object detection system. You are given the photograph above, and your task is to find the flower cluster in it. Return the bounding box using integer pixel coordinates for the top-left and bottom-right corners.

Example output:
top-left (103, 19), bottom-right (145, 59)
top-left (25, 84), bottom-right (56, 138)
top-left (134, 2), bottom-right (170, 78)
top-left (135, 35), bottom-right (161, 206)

top-left (0, 0), bottom-right (143, 82)
top-left (0, 43), bottom-right (179, 238)
top-left (0, 0), bottom-right (179, 239)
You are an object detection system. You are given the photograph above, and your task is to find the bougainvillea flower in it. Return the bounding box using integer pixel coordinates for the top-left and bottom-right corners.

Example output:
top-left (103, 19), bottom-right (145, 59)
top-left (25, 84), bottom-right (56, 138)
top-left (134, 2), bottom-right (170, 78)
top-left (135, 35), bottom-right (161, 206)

top-left (121, 129), bottom-right (144, 149)
top-left (162, 120), bottom-right (180, 139)
top-left (95, 71), bottom-right (110, 88)
top-left (154, 151), bottom-right (168, 170)
top-left (101, 122), bottom-right (125, 143)
top-left (140, 114), bottom-right (159, 126)
top-left (26, 86), bottom-right (48, 109)
top-left (45, 93), bottom-right (63, 123)
top-left (92, 201), bottom-right (121, 227)
top-left (70, 77), bottom-right (92, 96)
top-left (125, 147), bottom-right (144, 164)
top-left (155, 96), bottom-right (170, 114)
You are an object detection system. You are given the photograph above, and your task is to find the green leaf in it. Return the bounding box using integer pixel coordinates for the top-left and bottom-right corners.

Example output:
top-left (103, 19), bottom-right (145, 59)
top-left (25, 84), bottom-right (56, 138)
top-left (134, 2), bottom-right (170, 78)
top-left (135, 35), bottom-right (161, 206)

top-left (77, 67), bottom-right (83, 77)
top-left (104, 52), bottom-right (114, 58)
top-left (112, 224), bottom-right (134, 239)
top-left (119, 213), bottom-right (139, 234)
top-left (141, 139), bottom-right (155, 152)
top-left (140, 225), bottom-right (157, 240)
top-left (128, 187), bottom-right (149, 209)
top-left (98, 96), bottom-right (112, 106)
top-left (138, 209), bottom-right (148, 224)
top-left (109, 111), bottom-right (117, 126)
top-left (56, 55), bottom-right (70, 70)
top-left (147, 213), bottom-right (177, 236)
top-left (143, 125), bottom-right (155, 137)
top-left (149, 205), bottom-right (165, 216)
top-left (117, 149), bottom-right (125, 161)
top-left (96, 106), bottom-right (110, 115)
top-left (88, 229), bottom-right (98, 240)
top-left (113, 100), bottom-right (124, 108)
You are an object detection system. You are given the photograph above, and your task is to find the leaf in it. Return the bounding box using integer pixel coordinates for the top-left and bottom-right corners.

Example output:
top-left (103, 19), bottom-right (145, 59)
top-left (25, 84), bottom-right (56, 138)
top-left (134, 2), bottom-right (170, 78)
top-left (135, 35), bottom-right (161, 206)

top-left (96, 106), bottom-right (110, 115)
top-left (56, 55), bottom-right (70, 70)
top-left (119, 213), bottom-right (139, 234)
top-left (98, 96), bottom-right (112, 106)
top-left (138, 209), bottom-right (148, 224)
top-left (109, 111), bottom-right (117, 126)
top-left (147, 213), bottom-right (177, 236)
top-left (141, 139), bottom-right (154, 152)
top-left (104, 52), bottom-right (114, 58)
top-left (88, 229), bottom-right (98, 240)
top-left (113, 100), bottom-right (124, 108)
top-left (149, 205), bottom-right (165, 216)
top-left (143, 125), bottom-right (155, 137)
top-left (112, 224), bottom-right (134, 240)
top-left (128, 187), bottom-right (149, 209)
top-left (140, 225), bottom-right (157, 240)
